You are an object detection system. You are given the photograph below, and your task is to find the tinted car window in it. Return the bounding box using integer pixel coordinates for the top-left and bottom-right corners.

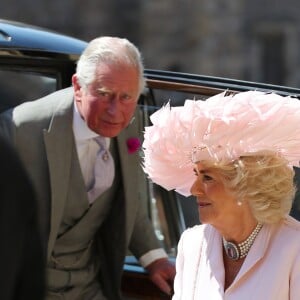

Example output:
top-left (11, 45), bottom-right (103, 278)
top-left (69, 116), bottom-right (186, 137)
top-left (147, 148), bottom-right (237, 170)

top-left (138, 87), bottom-right (207, 256)
top-left (0, 69), bottom-right (57, 112)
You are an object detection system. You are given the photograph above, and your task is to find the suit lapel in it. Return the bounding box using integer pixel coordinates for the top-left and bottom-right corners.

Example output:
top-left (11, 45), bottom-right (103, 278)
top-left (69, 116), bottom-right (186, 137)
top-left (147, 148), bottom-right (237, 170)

top-left (116, 108), bottom-right (147, 245)
top-left (43, 94), bottom-right (74, 259)
top-left (116, 128), bottom-right (139, 245)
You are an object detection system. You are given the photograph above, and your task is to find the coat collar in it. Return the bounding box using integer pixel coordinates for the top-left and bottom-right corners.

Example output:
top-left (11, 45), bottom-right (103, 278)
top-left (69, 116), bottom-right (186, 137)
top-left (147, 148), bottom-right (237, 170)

top-left (115, 110), bottom-right (145, 246)
top-left (198, 224), bottom-right (271, 297)
top-left (227, 224), bottom-right (271, 292)
top-left (43, 90), bottom-right (74, 259)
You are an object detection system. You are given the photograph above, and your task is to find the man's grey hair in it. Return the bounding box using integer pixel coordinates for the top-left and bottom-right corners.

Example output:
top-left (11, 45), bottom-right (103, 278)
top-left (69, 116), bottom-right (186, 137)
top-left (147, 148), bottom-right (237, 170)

top-left (76, 36), bottom-right (145, 95)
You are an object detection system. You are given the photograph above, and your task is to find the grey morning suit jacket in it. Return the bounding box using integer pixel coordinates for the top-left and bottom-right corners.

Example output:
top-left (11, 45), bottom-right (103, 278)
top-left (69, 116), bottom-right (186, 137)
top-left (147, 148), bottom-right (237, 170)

top-left (0, 87), bottom-right (161, 300)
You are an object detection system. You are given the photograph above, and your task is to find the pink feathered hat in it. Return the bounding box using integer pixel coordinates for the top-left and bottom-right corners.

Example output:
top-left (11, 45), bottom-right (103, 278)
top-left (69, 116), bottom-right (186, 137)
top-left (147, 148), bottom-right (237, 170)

top-left (142, 91), bottom-right (300, 196)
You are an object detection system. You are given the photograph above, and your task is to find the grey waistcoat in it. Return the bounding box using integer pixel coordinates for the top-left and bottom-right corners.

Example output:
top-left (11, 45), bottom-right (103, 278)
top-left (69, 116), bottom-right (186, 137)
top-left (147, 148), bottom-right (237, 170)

top-left (46, 144), bottom-right (113, 299)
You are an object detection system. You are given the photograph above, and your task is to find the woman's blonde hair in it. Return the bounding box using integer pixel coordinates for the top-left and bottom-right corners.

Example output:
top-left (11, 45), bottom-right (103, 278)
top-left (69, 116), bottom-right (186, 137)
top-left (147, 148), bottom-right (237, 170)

top-left (202, 151), bottom-right (296, 224)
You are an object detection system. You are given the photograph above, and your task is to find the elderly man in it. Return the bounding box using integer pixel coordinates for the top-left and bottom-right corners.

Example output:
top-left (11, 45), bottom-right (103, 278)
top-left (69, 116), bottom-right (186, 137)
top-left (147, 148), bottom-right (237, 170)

top-left (0, 36), bottom-right (174, 300)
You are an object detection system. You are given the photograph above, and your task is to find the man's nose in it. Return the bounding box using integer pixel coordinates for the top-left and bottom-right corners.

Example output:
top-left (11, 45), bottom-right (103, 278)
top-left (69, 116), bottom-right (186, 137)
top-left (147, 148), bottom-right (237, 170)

top-left (107, 96), bottom-right (120, 114)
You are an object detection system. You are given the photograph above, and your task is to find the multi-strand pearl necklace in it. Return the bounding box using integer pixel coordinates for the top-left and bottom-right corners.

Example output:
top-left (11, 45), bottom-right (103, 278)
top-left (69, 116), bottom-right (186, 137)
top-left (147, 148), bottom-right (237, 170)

top-left (222, 223), bottom-right (263, 260)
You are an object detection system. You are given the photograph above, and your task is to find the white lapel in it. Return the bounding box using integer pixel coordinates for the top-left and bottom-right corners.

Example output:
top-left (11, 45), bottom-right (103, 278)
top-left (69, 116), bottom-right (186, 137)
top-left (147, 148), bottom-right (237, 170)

top-left (229, 224), bottom-right (270, 289)
top-left (194, 225), bottom-right (225, 299)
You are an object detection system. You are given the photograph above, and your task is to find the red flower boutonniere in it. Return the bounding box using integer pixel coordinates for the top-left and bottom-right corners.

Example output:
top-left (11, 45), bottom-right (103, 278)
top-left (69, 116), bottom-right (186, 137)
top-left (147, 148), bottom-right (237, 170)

top-left (126, 137), bottom-right (141, 154)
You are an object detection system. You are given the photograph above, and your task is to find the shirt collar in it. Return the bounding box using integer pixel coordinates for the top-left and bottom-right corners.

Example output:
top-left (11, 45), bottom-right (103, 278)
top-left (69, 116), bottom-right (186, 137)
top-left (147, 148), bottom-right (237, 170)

top-left (73, 101), bottom-right (111, 148)
top-left (73, 101), bottom-right (99, 143)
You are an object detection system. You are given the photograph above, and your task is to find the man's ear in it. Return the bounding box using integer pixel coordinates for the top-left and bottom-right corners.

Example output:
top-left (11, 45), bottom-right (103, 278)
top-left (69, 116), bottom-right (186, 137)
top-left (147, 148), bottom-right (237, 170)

top-left (72, 74), bottom-right (82, 100)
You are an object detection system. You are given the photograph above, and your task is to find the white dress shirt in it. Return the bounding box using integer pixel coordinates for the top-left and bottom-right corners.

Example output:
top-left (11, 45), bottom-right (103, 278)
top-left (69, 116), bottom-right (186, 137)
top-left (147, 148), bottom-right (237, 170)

top-left (73, 102), bottom-right (110, 191)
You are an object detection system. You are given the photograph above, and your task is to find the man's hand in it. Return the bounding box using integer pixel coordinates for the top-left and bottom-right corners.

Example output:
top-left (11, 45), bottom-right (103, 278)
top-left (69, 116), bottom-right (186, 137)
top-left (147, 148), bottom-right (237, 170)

top-left (145, 257), bottom-right (176, 296)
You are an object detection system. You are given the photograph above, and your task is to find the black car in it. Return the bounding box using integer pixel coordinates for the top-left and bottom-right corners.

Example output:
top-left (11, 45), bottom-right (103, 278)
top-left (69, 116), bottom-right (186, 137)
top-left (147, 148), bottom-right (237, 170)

top-left (1, 19), bottom-right (300, 299)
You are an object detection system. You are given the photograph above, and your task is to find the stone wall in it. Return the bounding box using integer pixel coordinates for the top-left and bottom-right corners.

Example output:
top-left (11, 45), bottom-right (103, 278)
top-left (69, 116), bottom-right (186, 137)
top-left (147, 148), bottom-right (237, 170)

top-left (1, 0), bottom-right (300, 87)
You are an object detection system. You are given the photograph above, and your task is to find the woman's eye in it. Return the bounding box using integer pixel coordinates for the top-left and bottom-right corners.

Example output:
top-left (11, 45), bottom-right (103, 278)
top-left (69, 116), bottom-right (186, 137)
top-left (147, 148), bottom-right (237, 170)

top-left (203, 174), bottom-right (213, 181)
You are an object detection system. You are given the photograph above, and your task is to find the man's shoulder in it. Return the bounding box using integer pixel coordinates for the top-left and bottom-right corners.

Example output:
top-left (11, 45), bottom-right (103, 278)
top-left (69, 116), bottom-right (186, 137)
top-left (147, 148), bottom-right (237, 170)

top-left (15, 87), bottom-right (73, 111)
top-left (7, 87), bottom-right (74, 125)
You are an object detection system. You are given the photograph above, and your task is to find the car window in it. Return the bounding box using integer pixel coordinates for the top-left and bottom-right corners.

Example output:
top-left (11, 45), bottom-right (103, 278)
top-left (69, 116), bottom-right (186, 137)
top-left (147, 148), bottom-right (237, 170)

top-left (151, 88), bottom-right (209, 107)
top-left (138, 87), bottom-right (206, 257)
top-left (0, 69), bottom-right (57, 113)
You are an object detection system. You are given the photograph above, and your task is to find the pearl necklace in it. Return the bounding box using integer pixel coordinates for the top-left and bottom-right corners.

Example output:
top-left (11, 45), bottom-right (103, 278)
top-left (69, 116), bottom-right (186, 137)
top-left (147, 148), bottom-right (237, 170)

top-left (222, 223), bottom-right (263, 260)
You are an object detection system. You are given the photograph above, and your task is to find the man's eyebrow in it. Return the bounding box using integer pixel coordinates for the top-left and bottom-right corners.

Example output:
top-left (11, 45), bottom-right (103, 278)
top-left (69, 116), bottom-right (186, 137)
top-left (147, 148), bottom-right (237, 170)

top-left (96, 87), bottom-right (111, 91)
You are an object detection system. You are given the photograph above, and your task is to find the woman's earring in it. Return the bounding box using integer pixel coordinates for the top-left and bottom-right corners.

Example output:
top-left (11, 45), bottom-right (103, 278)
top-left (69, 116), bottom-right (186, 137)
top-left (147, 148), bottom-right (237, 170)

top-left (237, 200), bottom-right (242, 206)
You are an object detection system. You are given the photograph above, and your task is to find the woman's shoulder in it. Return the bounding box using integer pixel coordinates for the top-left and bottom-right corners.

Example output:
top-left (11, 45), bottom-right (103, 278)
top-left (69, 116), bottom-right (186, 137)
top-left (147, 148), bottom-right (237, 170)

top-left (178, 224), bottom-right (218, 258)
top-left (180, 224), bottom-right (211, 242)
top-left (177, 225), bottom-right (206, 255)
top-left (268, 216), bottom-right (300, 257)
top-left (271, 215), bottom-right (300, 247)
top-left (183, 224), bottom-right (205, 233)
top-left (282, 215), bottom-right (300, 233)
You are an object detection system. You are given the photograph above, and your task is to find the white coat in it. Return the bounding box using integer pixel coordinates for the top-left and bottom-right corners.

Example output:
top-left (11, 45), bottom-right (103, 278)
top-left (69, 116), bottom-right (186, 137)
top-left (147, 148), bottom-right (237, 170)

top-left (173, 216), bottom-right (300, 300)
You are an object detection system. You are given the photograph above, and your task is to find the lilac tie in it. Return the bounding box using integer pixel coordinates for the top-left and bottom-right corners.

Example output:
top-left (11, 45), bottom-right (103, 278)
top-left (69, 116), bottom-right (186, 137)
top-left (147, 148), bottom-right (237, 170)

top-left (87, 136), bottom-right (115, 203)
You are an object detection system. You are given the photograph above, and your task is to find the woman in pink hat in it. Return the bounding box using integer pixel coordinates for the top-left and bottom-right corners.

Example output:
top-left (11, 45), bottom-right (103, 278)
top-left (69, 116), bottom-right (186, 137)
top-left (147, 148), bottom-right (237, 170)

top-left (143, 91), bottom-right (300, 299)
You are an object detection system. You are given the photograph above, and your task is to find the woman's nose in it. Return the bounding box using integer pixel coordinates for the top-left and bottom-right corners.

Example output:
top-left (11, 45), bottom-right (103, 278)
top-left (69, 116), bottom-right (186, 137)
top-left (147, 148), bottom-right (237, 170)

top-left (190, 179), bottom-right (204, 196)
